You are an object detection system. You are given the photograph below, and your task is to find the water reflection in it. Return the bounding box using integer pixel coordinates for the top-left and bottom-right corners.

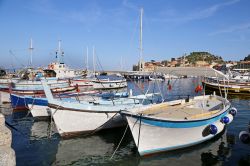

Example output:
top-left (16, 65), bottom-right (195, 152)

top-left (7, 115), bottom-right (59, 166)
top-left (30, 121), bottom-right (57, 141)
top-left (52, 127), bottom-right (140, 165)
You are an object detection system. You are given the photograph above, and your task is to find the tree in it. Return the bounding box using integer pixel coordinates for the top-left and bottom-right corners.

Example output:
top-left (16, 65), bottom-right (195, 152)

top-left (243, 54), bottom-right (250, 61)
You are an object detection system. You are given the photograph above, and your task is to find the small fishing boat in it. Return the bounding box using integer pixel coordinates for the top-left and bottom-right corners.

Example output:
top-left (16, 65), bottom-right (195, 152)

top-left (124, 72), bottom-right (150, 80)
top-left (10, 90), bottom-right (98, 116)
top-left (41, 80), bottom-right (144, 137)
top-left (120, 67), bottom-right (236, 156)
top-left (121, 94), bottom-right (235, 156)
top-left (0, 69), bottom-right (19, 103)
top-left (92, 78), bottom-right (127, 89)
top-left (70, 77), bottom-right (93, 87)
top-left (148, 75), bottom-right (164, 81)
top-left (163, 74), bottom-right (179, 79)
top-left (202, 77), bottom-right (250, 96)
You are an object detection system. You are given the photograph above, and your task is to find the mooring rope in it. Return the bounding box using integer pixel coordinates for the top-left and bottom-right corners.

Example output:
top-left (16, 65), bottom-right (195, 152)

top-left (110, 123), bottom-right (129, 160)
top-left (137, 113), bottom-right (142, 149)
top-left (110, 112), bottom-right (142, 160)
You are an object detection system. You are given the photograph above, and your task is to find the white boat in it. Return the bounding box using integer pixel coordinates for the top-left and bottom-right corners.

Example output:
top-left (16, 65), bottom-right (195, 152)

top-left (163, 74), bottom-right (179, 79)
top-left (121, 94), bottom-right (235, 156)
top-left (202, 80), bottom-right (250, 95)
top-left (27, 90), bottom-right (98, 118)
top-left (70, 78), bottom-right (94, 87)
top-left (92, 78), bottom-right (127, 89)
top-left (121, 66), bottom-right (236, 156)
top-left (148, 75), bottom-right (164, 81)
top-left (1, 77), bottom-right (74, 104)
top-left (46, 40), bottom-right (78, 79)
top-left (42, 81), bottom-right (142, 137)
top-left (0, 71), bottom-right (19, 103)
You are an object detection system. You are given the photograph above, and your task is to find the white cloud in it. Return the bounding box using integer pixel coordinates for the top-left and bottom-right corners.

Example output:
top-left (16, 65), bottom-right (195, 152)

top-left (151, 0), bottom-right (240, 23)
top-left (122, 0), bottom-right (139, 11)
top-left (209, 23), bottom-right (250, 36)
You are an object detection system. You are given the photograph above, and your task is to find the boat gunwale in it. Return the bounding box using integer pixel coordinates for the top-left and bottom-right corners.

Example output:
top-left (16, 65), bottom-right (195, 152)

top-left (47, 102), bottom-right (138, 113)
top-left (121, 104), bottom-right (231, 123)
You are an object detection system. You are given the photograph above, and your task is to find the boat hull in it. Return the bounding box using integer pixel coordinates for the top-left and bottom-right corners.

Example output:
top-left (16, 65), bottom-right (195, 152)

top-left (124, 110), bottom-right (230, 156)
top-left (71, 79), bottom-right (93, 87)
top-left (202, 81), bottom-right (250, 95)
top-left (0, 91), bottom-right (10, 104)
top-left (92, 80), bottom-right (127, 89)
top-left (10, 94), bottom-right (48, 111)
top-left (28, 104), bottom-right (51, 118)
top-left (51, 109), bottom-right (126, 137)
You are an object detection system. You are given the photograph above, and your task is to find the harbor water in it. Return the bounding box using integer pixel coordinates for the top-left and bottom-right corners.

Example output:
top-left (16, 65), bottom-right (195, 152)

top-left (1, 78), bottom-right (250, 166)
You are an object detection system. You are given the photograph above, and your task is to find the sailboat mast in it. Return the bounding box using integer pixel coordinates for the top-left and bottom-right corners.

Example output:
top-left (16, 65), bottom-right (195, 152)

top-left (86, 46), bottom-right (89, 71)
top-left (29, 38), bottom-right (34, 67)
top-left (120, 56), bottom-right (123, 71)
top-left (139, 8), bottom-right (143, 71)
top-left (93, 46), bottom-right (95, 74)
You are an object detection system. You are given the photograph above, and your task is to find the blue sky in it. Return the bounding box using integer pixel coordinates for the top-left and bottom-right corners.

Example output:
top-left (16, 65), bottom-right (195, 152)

top-left (0, 0), bottom-right (250, 70)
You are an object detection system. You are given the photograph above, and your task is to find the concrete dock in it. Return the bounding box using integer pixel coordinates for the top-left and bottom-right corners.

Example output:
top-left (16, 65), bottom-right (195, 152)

top-left (0, 110), bottom-right (16, 166)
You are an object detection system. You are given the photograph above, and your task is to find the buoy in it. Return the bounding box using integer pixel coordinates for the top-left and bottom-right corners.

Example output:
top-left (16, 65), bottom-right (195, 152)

top-left (229, 107), bottom-right (237, 116)
top-left (221, 116), bottom-right (229, 124)
top-left (209, 124), bottom-right (218, 135)
top-left (221, 114), bottom-right (233, 124)
top-left (239, 131), bottom-right (250, 144)
top-left (195, 84), bottom-right (203, 93)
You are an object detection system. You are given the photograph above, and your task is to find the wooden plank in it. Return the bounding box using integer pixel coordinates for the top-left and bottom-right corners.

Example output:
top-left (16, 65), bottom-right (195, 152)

top-left (187, 110), bottom-right (220, 119)
top-left (140, 102), bottom-right (169, 115)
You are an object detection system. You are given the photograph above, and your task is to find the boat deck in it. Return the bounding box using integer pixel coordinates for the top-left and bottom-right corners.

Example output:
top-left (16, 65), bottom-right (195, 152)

top-left (141, 96), bottom-right (224, 120)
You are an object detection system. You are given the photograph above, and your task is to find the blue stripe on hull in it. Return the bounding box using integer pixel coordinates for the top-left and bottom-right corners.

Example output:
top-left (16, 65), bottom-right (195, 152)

top-left (140, 111), bottom-right (228, 128)
top-left (10, 94), bottom-right (48, 109)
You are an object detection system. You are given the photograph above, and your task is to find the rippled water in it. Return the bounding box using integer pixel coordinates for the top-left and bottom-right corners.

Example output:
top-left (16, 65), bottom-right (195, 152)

top-left (2, 78), bottom-right (250, 166)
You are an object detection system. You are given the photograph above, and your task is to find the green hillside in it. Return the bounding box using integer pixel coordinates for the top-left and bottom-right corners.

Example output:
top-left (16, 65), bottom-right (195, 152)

top-left (185, 52), bottom-right (224, 64)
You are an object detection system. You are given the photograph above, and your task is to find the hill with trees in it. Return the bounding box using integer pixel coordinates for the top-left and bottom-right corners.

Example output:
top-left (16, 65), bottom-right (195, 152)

top-left (184, 52), bottom-right (224, 64)
top-left (243, 54), bottom-right (250, 61)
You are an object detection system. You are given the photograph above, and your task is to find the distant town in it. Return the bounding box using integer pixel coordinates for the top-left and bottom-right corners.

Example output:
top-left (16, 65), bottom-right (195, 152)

top-left (133, 52), bottom-right (250, 73)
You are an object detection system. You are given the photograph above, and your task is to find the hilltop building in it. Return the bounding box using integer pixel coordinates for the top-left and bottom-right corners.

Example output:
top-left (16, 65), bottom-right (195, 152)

top-left (133, 60), bottom-right (163, 72)
top-left (132, 52), bottom-right (226, 71)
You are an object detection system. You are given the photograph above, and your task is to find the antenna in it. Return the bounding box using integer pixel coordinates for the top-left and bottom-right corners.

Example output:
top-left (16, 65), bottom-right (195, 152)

top-left (29, 38), bottom-right (34, 67)
top-left (56, 40), bottom-right (64, 64)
